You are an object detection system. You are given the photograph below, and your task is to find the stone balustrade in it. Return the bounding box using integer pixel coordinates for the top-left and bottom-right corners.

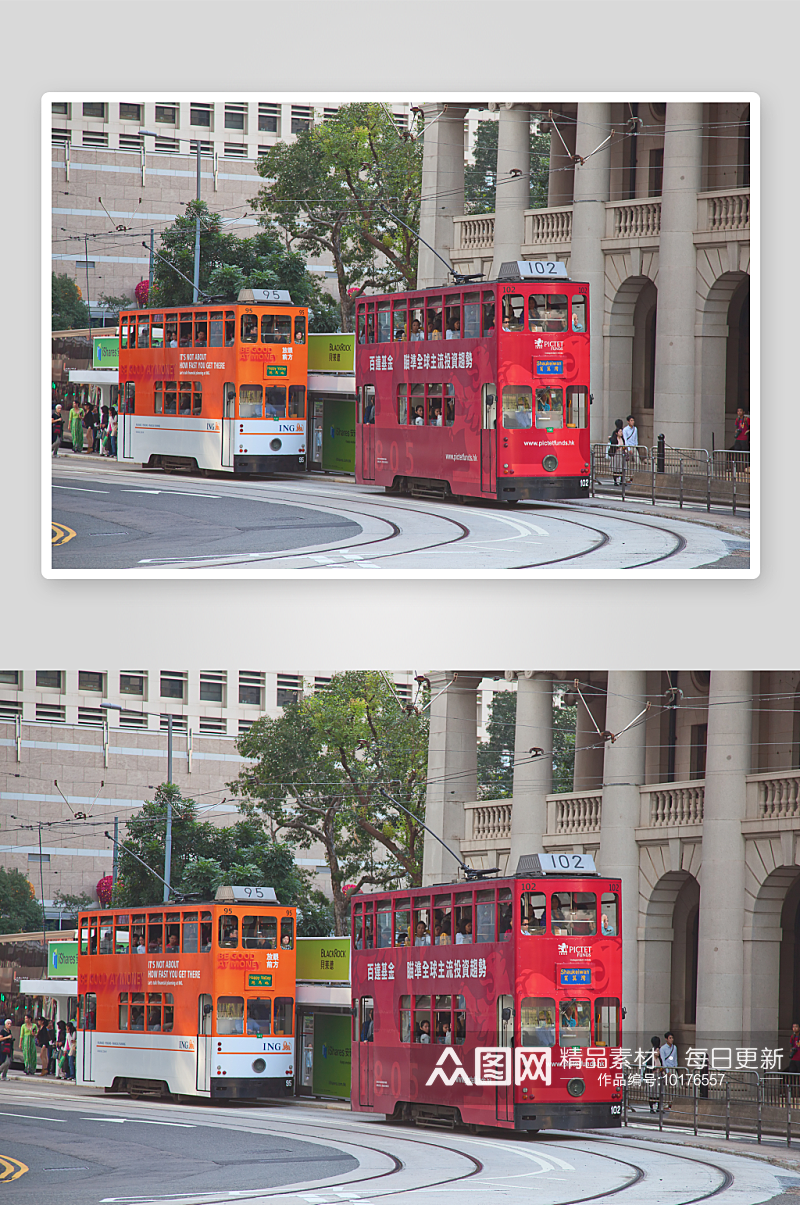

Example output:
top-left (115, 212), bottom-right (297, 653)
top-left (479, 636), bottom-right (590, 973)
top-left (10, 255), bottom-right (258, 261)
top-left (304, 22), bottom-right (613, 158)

top-left (697, 188), bottom-right (750, 233)
top-left (465, 799), bottom-right (512, 842)
top-left (452, 214), bottom-right (495, 251)
top-left (524, 205), bottom-right (573, 246)
top-left (746, 771), bottom-right (800, 820)
top-left (641, 781), bottom-right (705, 827)
top-left (546, 791), bottom-right (602, 834)
top-left (605, 198), bottom-right (662, 240)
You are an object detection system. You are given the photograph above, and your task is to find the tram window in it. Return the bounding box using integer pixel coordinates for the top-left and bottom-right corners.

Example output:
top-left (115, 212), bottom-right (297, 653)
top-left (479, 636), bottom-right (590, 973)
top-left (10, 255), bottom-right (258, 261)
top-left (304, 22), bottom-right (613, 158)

top-left (151, 315), bottom-right (164, 349)
top-left (444, 293), bottom-right (461, 340)
top-left (566, 386), bottom-right (588, 429)
top-left (413, 899), bottom-right (431, 946)
top-left (132, 916), bottom-right (146, 953)
top-left (265, 385), bottom-right (287, 418)
top-left (163, 993), bottom-right (174, 1033)
top-left (358, 383), bottom-right (375, 424)
top-left (454, 997), bottom-right (466, 1044)
top-left (247, 997), bottom-right (271, 1034)
top-left (80, 920), bottom-right (88, 956)
top-left (99, 924), bottom-right (113, 954)
top-left (179, 382), bottom-right (192, 416)
top-left (375, 909), bottom-right (391, 948)
top-left (498, 889), bottom-right (512, 940)
top-left (89, 920), bottom-right (98, 956)
top-left (119, 992), bottom-right (129, 1030)
top-left (147, 992), bottom-right (163, 1031)
top-left (520, 891), bottom-right (547, 935)
top-left (294, 315), bottom-right (306, 344)
top-left (529, 293), bottom-right (568, 333)
top-left (434, 995), bottom-right (453, 1044)
top-left (182, 912), bottom-right (198, 954)
top-left (123, 381), bottom-right (136, 415)
top-left (154, 382), bottom-right (163, 414)
top-left (217, 996), bottom-right (244, 1035)
top-left (520, 997), bottom-right (556, 1046)
top-left (130, 994), bottom-right (145, 1030)
top-left (551, 891), bottom-right (597, 936)
top-left (201, 912), bottom-right (212, 952)
top-left (179, 313), bottom-right (193, 346)
top-left (165, 914), bottom-right (180, 952)
top-left (357, 307), bottom-right (367, 346)
top-left (357, 996), bottom-right (374, 1043)
top-left (392, 301), bottom-right (407, 341)
top-left (410, 382), bottom-right (424, 426)
top-left (377, 304), bottom-right (391, 344)
top-left (223, 384), bottom-right (235, 419)
top-left (260, 314), bottom-right (285, 344)
top-left (560, 999), bottom-right (591, 1047)
top-left (147, 915), bottom-right (163, 953)
top-left (84, 992), bottom-right (97, 1031)
top-left (209, 311), bottom-right (223, 347)
top-left (427, 383), bottom-right (442, 427)
top-left (274, 998), bottom-right (293, 1036)
top-left (454, 893), bottom-right (473, 944)
top-left (219, 915), bottom-right (238, 949)
top-left (243, 915), bottom-right (277, 949)
top-left (476, 890), bottom-right (496, 943)
top-left (394, 906), bottom-right (410, 947)
top-left (595, 998), bottom-right (621, 1046)
top-left (442, 383), bottom-right (454, 427)
top-left (225, 312), bottom-right (236, 346)
top-left (571, 293), bottom-right (587, 333)
top-left (280, 917), bottom-right (294, 950)
top-left (502, 384), bottom-right (533, 429)
top-left (164, 382), bottom-right (177, 415)
top-left (536, 386), bottom-right (563, 429)
top-left (408, 303), bottom-right (424, 342)
top-left (362, 915), bottom-right (374, 950)
top-left (353, 913), bottom-right (363, 949)
top-left (239, 384), bottom-right (263, 419)
top-left (414, 995), bottom-right (432, 1042)
top-left (501, 294), bottom-right (525, 332)
top-left (115, 917), bottom-right (130, 955)
top-left (365, 306), bottom-right (376, 344)
top-left (192, 383), bottom-right (202, 416)
top-left (241, 313), bottom-right (258, 344)
top-left (482, 290), bottom-right (496, 335)
top-left (397, 383), bottom-right (408, 425)
top-left (482, 383), bottom-right (497, 430)
top-left (120, 320), bottom-right (128, 350)
top-left (399, 995), bottom-right (412, 1043)
top-left (433, 895), bottom-right (452, 945)
top-left (425, 298), bottom-right (443, 340)
top-left (601, 892), bottom-right (619, 936)
top-left (165, 315), bottom-right (178, 347)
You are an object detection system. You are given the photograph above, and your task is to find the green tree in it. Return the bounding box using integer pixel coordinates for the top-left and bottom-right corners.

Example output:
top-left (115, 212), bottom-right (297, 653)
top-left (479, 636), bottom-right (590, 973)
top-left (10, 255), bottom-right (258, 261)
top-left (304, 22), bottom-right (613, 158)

top-left (552, 693), bottom-right (577, 794)
top-left (0, 868), bottom-right (43, 934)
top-left (149, 202), bottom-right (339, 331)
top-left (52, 890), bottom-right (95, 922)
top-left (97, 292), bottom-right (134, 318)
top-left (465, 119), bottom-right (551, 214)
top-left (252, 104), bottom-right (424, 331)
top-left (477, 689), bottom-right (517, 798)
top-left (52, 272), bottom-right (89, 330)
top-left (231, 672), bottom-right (429, 935)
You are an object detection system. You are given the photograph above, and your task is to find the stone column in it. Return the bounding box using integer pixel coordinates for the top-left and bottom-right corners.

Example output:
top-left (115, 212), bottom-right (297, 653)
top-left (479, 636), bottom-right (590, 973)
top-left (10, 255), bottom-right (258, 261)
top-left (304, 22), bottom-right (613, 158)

top-left (421, 671), bottom-right (480, 885)
top-left (695, 671), bottom-right (752, 1047)
top-left (547, 112), bottom-right (576, 208)
top-left (653, 102), bottom-right (703, 449)
top-left (568, 102), bottom-right (612, 442)
top-left (489, 104), bottom-right (531, 277)
top-left (597, 671), bottom-right (647, 1023)
top-left (507, 672), bottom-right (553, 868)
top-left (417, 104), bottom-right (467, 289)
top-left (572, 684), bottom-right (606, 792)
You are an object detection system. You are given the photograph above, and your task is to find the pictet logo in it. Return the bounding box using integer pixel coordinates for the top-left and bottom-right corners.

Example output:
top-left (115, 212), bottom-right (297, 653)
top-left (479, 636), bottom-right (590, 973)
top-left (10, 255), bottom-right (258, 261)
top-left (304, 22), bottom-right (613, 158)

top-left (425, 1047), bottom-right (552, 1088)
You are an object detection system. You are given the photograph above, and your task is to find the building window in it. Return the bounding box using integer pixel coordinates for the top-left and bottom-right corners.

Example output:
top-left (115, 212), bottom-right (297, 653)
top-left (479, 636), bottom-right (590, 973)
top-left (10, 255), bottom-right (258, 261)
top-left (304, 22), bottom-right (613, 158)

top-left (160, 714), bottom-right (188, 733)
top-left (199, 717), bottom-right (227, 734)
top-left (155, 104), bottom-right (177, 125)
top-left (119, 710), bottom-right (147, 729)
top-left (155, 138), bottom-right (179, 154)
top-left (0, 672), bottom-right (19, 686)
top-left (189, 140), bottom-right (212, 156)
top-left (36, 704), bottom-right (66, 723)
top-left (223, 143), bottom-right (246, 158)
top-left (393, 112), bottom-right (407, 131)
top-left (291, 106), bottom-right (311, 133)
top-left (224, 103), bottom-right (247, 131)
top-left (28, 853), bottom-right (50, 865)
top-left (0, 701), bottom-right (22, 720)
top-left (52, 129), bottom-right (71, 146)
top-left (277, 674), bottom-right (302, 707)
top-left (36, 671), bottom-right (62, 690)
top-left (395, 682), bottom-right (412, 703)
top-left (323, 108), bottom-right (339, 122)
top-left (238, 720), bottom-right (254, 734)
top-left (258, 104), bottom-right (279, 134)
top-left (199, 672), bottom-right (225, 703)
top-left (190, 103), bottom-right (212, 128)
top-left (77, 260), bottom-right (95, 270)
top-left (119, 103), bottom-right (142, 123)
top-left (82, 102), bottom-right (106, 120)
top-left (79, 672), bottom-right (104, 693)
top-left (52, 102), bottom-right (70, 117)
top-left (160, 672), bottom-right (186, 701)
top-left (120, 673), bottom-right (145, 696)
top-left (314, 677), bottom-right (331, 693)
top-left (78, 708), bottom-right (104, 727)
top-left (239, 672), bottom-right (264, 707)
top-left (82, 131), bottom-right (108, 148)
top-left (690, 724), bottom-right (708, 780)
top-left (119, 134), bottom-right (143, 151)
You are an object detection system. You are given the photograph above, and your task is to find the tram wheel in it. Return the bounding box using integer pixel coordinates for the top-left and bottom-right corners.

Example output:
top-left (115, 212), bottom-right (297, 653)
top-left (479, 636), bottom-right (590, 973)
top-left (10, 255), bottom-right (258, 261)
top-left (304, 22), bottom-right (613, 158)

top-left (504, 498), bottom-right (520, 507)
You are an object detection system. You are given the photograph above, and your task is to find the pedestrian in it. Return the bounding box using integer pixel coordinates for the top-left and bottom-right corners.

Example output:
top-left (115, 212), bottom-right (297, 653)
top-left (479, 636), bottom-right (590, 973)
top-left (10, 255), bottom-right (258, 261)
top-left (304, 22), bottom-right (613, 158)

top-left (82, 401), bottom-right (96, 453)
top-left (55, 1020), bottom-right (67, 1079)
top-left (0, 1018), bottom-right (13, 1079)
top-left (20, 1014), bottom-right (37, 1076)
top-left (623, 414), bottom-right (643, 473)
top-left (660, 1032), bottom-right (678, 1069)
top-left (646, 1035), bottom-right (663, 1113)
top-left (52, 404), bottom-right (63, 457)
top-left (66, 1023), bottom-right (77, 1081)
top-left (784, 1021), bottom-right (800, 1081)
top-left (732, 407), bottom-right (750, 453)
top-left (69, 399), bottom-right (85, 453)
top-left (37, 1018), bottom-right (52, 1075)
top-left (608, 419), bottom-right (625, 485)
top-left (108, 408), bottom-right (118, 458)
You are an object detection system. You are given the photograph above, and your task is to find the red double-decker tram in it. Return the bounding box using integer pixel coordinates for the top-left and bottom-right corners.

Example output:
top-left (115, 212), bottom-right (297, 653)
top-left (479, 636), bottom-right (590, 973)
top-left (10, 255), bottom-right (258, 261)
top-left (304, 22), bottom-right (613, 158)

top-left (354, 264), bottom-right (591, 504)
top-left (350, 854), bottom-right (623, 1133)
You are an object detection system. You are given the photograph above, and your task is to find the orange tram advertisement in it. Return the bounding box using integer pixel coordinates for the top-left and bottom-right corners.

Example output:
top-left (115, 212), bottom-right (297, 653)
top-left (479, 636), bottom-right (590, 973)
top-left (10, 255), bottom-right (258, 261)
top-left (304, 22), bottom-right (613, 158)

top-left (117, 290), bottom-right (309, 474)
top-left (350, 854), bottom-right (623, 1133)
top-left (77, 887), bottom-right (297, 1101)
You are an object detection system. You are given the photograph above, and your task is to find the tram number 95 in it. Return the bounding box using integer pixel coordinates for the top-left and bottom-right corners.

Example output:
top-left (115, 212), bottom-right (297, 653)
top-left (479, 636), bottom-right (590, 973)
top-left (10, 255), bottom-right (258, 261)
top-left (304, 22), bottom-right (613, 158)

top-left (610, 1105), bottom-right (622, 1115)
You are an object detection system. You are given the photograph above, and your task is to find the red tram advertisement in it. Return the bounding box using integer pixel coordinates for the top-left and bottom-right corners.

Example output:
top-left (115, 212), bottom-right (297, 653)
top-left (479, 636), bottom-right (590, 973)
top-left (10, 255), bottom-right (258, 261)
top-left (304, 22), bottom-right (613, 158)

top-left (355, 262), bottom-right (591, 504)
top-left (350, 854), bottom-right (623, 1132)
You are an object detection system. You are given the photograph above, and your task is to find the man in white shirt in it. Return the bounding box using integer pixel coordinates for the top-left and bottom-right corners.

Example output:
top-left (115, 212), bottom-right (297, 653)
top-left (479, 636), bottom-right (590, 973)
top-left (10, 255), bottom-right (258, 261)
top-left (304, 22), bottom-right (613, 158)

top-left (660, 1032), bottom-right (677, 1068)
top-left (623, 415), bottom-right (638, 449)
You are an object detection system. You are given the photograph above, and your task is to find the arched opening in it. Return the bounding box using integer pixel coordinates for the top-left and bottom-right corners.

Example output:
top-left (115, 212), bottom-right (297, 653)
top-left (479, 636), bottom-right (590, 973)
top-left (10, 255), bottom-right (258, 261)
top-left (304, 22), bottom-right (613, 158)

top-left (779, 877), bottom-right (800, 1039)
top-left (725, 277), bottom-right (750, 443)
top-left (697, 270), bottom-right (749, 453)
top-left (605, 273), bottom-right (657, 449)
top-left (744, 863), bottom-right (800, 1043)
top-left (640, 868), bottom-right (699, 1045)
top-left (670, 877), bottom-right (699, 1047)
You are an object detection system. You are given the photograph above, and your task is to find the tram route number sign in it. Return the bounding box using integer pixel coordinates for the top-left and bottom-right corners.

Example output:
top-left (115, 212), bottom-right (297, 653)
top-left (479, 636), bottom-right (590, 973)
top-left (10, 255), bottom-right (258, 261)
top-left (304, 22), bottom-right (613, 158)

top-left (248, 974), bottom-right (273, 988)
top-left (559, 967), bottom-right (592, 986)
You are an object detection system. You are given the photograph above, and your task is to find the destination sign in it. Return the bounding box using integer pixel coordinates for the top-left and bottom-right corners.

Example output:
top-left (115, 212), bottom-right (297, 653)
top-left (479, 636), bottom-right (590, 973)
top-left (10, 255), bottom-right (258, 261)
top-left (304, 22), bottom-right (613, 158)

top-left (536, 361), bottom-right (563, 375)
top-left (560, 968), bottom-right (592, 986)
top-left (265, 366), bottom-right (288, 377)
top-left (248, 974), bottom-right (273, 988)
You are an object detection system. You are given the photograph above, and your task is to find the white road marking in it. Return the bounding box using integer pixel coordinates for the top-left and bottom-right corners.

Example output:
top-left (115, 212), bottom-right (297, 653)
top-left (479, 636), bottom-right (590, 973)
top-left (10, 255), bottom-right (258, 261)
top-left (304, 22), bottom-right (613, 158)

top-left (0, 1111), bottom-right (67, 1122)
top-left (53, 485), bottom-right (109, 493)
top-left (82, 1115), bottom-right (194, 1127)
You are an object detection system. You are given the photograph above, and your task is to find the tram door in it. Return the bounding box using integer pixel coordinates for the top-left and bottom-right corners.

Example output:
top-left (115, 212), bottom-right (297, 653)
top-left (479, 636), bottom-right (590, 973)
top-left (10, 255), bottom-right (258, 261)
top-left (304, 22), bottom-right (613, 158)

top-left (357, 995), bottom-right (374, 1107)
top-left (481, 384), bottom-right (496, 493)
top-left (221, 384), bottom-right (235, 468)
top-left (82, 992), bottom-right (96, 1082)
top-left (496, 995), bottom-right (514, 1122)
top-left (196, 994), bottom-right (212, 1092)
top-left (360, 386), bottom-right (375, 482)
top-left (120, 383), bottom-right (134, 460)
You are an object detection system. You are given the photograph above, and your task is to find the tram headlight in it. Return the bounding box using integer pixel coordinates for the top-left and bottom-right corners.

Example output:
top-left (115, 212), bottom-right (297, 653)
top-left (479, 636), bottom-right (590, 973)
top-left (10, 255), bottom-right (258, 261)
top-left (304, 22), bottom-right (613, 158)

top-left (252, 1058), bottom-right (267, 1074)
top-left (542, 454), bottom-right (558, 473)
top-left (270, 438), bottom-right (282, 451)
top-left (567, 1077), bottom-right (586, 1097)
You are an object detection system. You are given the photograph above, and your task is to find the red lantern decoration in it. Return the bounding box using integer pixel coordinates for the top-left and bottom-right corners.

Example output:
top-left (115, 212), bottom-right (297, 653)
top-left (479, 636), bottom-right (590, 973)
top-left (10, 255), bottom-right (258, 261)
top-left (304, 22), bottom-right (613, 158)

top-left (96, 875), bottom-right (114, 906)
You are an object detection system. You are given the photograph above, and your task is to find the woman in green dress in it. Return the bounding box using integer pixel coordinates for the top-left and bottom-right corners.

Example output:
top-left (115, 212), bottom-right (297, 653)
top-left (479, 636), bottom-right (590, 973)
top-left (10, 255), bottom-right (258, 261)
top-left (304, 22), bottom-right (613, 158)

top-left (69, 400), bottom-right (84, 453)
top-left (21, 1014), bottom-right (37, 1075)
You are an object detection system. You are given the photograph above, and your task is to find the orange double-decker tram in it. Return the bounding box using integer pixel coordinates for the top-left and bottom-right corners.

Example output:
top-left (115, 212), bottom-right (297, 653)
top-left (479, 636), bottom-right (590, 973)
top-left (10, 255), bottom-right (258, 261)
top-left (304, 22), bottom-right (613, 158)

top-left (117, 290), bottom-right (309, 474)
top-left (77, 887), bottom-right (297, 1101)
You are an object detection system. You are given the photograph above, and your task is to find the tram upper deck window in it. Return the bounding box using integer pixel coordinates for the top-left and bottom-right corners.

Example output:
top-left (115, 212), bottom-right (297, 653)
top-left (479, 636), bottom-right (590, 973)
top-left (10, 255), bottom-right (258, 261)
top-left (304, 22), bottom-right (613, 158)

top-left (476, 889), bottom-right (495, 943)
top-left (80, 918), bottom-right (88, 955)
top-left (89, 918), bottom-right (98, 955)
top-left (182, 912), bottom-right (198, 954)
top-left (425, 297), bottom-right (443, 340)
top-left (261, 313), bottom-right (291, 344)
top-left (529, 293), bottom-right (568, 333)
top-left (115, 916), bottom-right (130, 954)
top-left (413, 897), bottom-right (431, 946)
top-left (498, 888), bottom-right (512, 940)
top-left (241, 313), bottom-right (258, 344)
top-left (239, 384), bottom-right (262, 418)
top-left (280, 916), bottom-right (294, 950)
top-left (217, 995), bottom-right (244, 1035)
top-left (165, 914), bottom-right (180, 952)
top-left (520, 997), bottom-right (556, 1046)
top-left (393, 900), bottom-right (410, 947)
top-left (502, 384), bottom-right (533, 429)
top-left (377, 303), bottom-right (391, 344)
top-left (194, 314), bottom-right (207, 346)
top-left (132, 916), bottom-right (145, 953)
top-left (209, 311), bottom-right (224, 347)
top-left (454, 892), bottom-right (473, 944)
top-left (601, 891), bottom-right (619, 936)
top-left (520, 891), bottom-right (547, 935)
top-left (201, 911), bottom-right (212, 951)
top-left (99, 923), bottom-right (113, 954)
top-left (571, 293), bottom-right (587, 332)
top-left (501, 293), bottom-right (525, 331)
top-left (551, 892), bottom-right (596, 936)
top-left (294, 315), bottom-right (306, 344)
top-left (462, 292), bottom-right (480, 339)
top-left (566, 386), bottom-right (588, 429)
top-left (433, 894), bottom-right (452, 945)
top-left (536, 386), bottom-right (563, 429)
top-left (179, 313), bottom-right (193, 347)
top-left (408, 301), bottom-right (424, 342)
top-left (482, 291), bottom-right (496, 335)
top-left (247, 997), bottom-right (271, 1034)
top-left (147, 914), bottom-right (163, 953)
top-left (392, 300), bottom-right (407, 341)
top-left (165, 315), bottom-right (178, 347)
top-left (376, 907), bottom-right (392, 949)
top-left (243, 915), bottom-right (277, 949)
top-left (274, 997), bottom-right (293, 1036)
top-left (560, 998), bottom-right (591, 1046)
top-left (265, 386), bottom-right (287, 418)
top-left (444, 294), bottom-right (461, 340)
top-left (219, 915), bottom-right (238, 949)
top-left (225, 312), bottom-right (236, 346)
top-left (137, 316), bottom-right (149, 349)
top-left (120, 320), bottom-right (128, 350)
top-left (151, 315), bottom-right (164, 349)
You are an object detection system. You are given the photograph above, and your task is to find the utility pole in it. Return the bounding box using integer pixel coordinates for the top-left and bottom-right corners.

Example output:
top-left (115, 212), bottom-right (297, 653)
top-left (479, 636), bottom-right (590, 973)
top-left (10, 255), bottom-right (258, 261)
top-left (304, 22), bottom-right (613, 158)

top-left (163, 714), bottom-right (174, 903)
top-left (148, 229), bottom-right (155, 294)
top-left (38, 823), bottom-right (47, 943)
top-left (112, 816), bottom-right (119, 886)
top-left (193, 140), bottom-right (201, 304)
top-left (84, 234), bottom-right (91, 326)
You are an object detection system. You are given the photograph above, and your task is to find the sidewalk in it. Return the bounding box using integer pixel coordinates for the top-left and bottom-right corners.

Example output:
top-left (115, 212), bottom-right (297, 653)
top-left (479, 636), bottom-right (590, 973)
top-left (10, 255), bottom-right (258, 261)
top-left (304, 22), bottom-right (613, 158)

top-left (598, 1118), bottom-right (800, 1177)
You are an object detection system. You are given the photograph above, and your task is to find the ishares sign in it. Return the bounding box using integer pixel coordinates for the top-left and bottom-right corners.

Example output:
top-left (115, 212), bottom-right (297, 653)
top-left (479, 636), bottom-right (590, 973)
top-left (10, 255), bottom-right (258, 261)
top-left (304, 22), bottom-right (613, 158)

top-left (426, 1047), bottom-right (552, 1088)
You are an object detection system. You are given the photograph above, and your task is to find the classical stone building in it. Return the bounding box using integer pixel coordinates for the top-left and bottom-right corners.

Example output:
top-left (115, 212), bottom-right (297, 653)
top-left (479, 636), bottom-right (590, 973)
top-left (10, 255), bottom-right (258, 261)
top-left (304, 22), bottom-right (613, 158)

top-left (418, 101), bottom-right (751, 453)
top-left (422, 671), bottom-right (798, 1050)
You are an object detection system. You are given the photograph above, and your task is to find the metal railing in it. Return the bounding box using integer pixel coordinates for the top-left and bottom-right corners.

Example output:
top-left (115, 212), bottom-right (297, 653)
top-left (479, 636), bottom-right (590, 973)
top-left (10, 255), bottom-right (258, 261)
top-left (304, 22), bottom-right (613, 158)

top-left (590, 441), bottom-right (749, 515)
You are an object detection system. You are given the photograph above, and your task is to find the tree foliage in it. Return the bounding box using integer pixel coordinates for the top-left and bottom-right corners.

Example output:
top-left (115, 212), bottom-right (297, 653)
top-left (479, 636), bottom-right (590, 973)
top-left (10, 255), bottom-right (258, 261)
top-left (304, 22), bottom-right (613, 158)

top-left (476, 685), bottom-right (577, 799)
top-left (52, 272), bottom-right (89, 330)
top-left (465, 119), bottom-right (551, 214)
top-left (252, 104), bottom-right (424, 331)
top-left (231, 673), bottom-right (429, 935)
top-left (0, 868), bottom-right (43, 934)
top-left (149, 201), bottom-right (339, 331)
top-left (52, 890), bottom-right (96, 921)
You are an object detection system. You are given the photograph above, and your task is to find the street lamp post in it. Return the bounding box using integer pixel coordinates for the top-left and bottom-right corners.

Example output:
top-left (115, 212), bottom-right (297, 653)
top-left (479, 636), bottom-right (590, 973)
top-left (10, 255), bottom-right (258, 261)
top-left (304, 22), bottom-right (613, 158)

top-left (100, 704), bottom-right (176, 902)
top-left (139, 131), bottom-right (202, 303)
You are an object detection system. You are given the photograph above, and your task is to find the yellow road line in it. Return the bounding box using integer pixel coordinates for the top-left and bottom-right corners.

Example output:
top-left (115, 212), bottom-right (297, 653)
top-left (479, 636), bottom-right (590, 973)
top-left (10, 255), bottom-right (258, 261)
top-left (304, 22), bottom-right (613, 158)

top-left (52, 523), bottom-right (76, 545)
top-left (0, 1155), bottom-right (28, 1181)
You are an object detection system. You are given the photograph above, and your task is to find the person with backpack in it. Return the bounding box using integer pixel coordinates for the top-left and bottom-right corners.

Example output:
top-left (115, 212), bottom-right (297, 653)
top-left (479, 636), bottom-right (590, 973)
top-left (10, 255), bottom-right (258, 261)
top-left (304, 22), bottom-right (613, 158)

top-left (608, 418), bottom-right (625, 486)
